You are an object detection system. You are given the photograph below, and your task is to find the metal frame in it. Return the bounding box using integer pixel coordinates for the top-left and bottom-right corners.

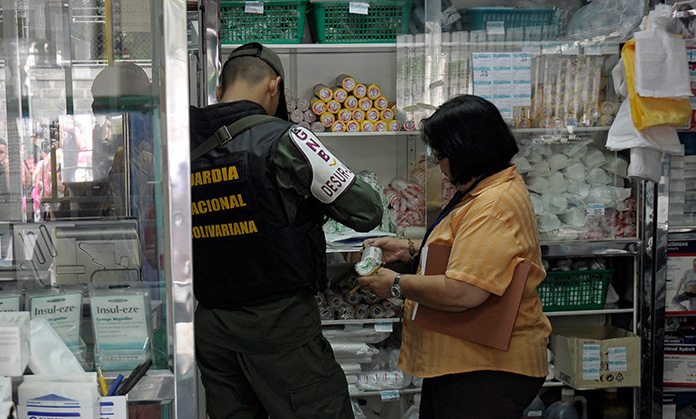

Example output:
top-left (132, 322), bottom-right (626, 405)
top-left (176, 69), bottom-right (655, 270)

top-left (160, 0), bottom-right (196, 417)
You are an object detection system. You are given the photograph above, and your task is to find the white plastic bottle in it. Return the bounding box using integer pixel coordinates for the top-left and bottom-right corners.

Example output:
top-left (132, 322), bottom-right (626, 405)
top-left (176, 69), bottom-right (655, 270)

top-left (543, 388), bottom-right (587, 419)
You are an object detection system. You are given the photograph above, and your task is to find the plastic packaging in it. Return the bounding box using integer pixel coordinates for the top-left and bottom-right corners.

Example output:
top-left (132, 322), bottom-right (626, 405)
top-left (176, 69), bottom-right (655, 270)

top-left (355, 245), bottom-right (383, 276)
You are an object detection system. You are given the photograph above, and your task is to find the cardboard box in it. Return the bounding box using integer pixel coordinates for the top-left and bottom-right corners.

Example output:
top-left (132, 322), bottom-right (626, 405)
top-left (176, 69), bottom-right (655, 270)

top-left (0, 311), bottom-right (30, 376)
top-left (550, 325), bottom-right (641, 389)
top-left (100, 396), bottom-right (127, 419)
top-left (664, 341), bottom-right (696, 387)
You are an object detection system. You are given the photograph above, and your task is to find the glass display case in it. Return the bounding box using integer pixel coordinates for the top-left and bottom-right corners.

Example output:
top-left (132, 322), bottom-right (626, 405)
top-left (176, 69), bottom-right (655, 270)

top-left (0, 0), bottom-right (194, 417)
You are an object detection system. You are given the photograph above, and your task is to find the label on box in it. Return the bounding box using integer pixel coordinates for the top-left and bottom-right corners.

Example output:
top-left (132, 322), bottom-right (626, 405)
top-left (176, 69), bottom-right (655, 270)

top-left (582, 344), bottom-right (601, 380)
top-left (0, 296), bottom-right (20, 312)
top-left (608, 347), bottom-right (628, 371)
top-left (244, 2), bottom-right (264, 14)
top-left (667, 240), bottom-right (696, 314)
top-left (349, 2), bottom-right (369, 15)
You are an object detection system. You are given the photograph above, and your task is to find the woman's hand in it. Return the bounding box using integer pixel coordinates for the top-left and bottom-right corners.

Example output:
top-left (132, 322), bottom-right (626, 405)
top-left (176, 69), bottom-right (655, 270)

top-left (358, 267), bottom-right (399, 299)
top-left (362, 237), bottom-right (412, 263)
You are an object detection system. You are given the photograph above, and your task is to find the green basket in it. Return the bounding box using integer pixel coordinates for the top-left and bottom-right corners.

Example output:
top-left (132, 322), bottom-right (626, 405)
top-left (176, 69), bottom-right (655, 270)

top-left (537, 269), bottom-right (612, 312)
top-left (220, 0), bottom-right (308, 44)
top-left (308, 0), bottom-right (413, 43)
top-left (458, 7), bottom-right (560, 40)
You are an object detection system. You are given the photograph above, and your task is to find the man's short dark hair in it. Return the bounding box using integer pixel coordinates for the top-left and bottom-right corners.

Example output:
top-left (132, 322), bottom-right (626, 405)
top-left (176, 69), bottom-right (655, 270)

top-left (220, 55), bottom-right (278, 94)
top-left (422, 94), bottom-right (519, 185)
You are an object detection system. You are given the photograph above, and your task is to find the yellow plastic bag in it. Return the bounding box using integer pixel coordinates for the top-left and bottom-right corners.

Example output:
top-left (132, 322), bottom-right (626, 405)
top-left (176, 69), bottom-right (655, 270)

top-left (622, 38), bottom-right (692, 130)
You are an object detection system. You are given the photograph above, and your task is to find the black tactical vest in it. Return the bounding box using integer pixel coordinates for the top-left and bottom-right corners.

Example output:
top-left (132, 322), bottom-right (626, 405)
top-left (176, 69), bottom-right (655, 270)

top-left (190, 118), bottom-right (326, 309)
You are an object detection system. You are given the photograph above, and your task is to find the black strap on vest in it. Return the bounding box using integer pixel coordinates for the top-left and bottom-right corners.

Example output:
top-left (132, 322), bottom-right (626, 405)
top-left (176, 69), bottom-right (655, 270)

top-left (191, 114), bottom-right (279, 161)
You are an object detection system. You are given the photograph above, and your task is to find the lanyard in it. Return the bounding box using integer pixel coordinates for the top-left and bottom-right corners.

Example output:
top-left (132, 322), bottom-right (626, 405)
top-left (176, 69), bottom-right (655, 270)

top-left (408, 175), bottom-right (486, 274)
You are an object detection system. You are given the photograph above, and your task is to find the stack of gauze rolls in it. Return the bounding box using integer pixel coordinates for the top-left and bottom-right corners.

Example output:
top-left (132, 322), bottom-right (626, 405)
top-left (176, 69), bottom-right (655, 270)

top-left (316, 274), bottom-right (401, 321)
top-left (285, 88), bottom-right (316, 130)
top-left (288, 74), bottom-right (417, 133)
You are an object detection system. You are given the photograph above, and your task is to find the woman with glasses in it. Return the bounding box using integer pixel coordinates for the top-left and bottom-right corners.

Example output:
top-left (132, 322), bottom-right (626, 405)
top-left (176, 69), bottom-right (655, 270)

top-left (359, 94), bottom-right (551, 418)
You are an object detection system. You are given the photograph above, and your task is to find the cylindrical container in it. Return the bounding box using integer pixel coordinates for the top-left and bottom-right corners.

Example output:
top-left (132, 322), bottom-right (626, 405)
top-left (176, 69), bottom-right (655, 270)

top-left (303, 110), bottom-right (317, 123)
top-left (544, 388), bottom-right (587, 419)
top-left (361, 290), bottom-right (381, 304)
top-left (366, 108), bottom-right (380, 122)
top-left (599, 114), bottom-right (614, 127)
top-left (403, 120), bottom-right (417, 131)
top-left (535, 117), bottom-right (552, 128)
top-left (354, 83), bottom-right (367, 98)
top-left (311, 121), bottom-right (326, 132)
top-left (374, 96), bottom-right (389, 110)
top-left (327, 99), bottom-right (342, 114)
top-left (315, 293), bottom-right (326, 307)
top-left (286, 99), bottom-right (297, 113)
top-left (586, 103), bottom-right (601, 121)
top-left (331, 120), bottom-right (346, 132)
top-left (580, 113), bottom-right (594, 127)
top-left (369, 303), bottom-right (386, 318)
top-left (388, 120), bottom-right (402, 131)
top-left (296, 97), bottom-right (311, 112)
top-left (354, 304), bottom-right (370, 319)
top-left (325, 290), bottom-right (344, 309)
top-left (346, 120), bottom-right (360, 132)
top-left (284, 87), bottom-right (295, 103)
top-left (290, 108), bottom-right (304, 123)
top-left (344, 95), bottom-right (359, 110)
top-left (320, 112), bottom-right (335, 127)
top-left (517, 117), bottom-right (532, 129)
top-left (380, 108), bottom-right (394, 121)
top-left (346, 292), bottom-right (363, 306)
top-left (374, 120), bottom-right (388, 132)
top-left (319, 306), bottom-right (335, 320)
top-left (313, 84), bottom-right (333, 101)
top-left (600, 101), bottom-right (616, 115)
top-left (311, 97), bottom-right (326, 115)
top-left (333, 88), bottom-right (348, 103)
top-left (352, 109), bottom-right (366, 122)
top-left (359, 97), bottom-right (373, 111)
top-left (336, 74), bottom-right (356, 92)
top-left (361, 121), bottom-right (375, 132)
top-left (367, 84), bottom-right (381, 100)
top-left (298, 121), bottom-right (311, 130)
top-left (338, 109), bottom-right (352, 123)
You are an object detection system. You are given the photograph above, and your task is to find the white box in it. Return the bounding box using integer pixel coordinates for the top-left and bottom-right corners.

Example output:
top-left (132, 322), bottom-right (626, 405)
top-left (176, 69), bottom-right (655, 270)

top-left (100, 396), bottom-right (127, 419)
top-left (18, 399), bottom-right (99, 419)
top-left (664, 342), bottom-right (696, 387)
top-left (0, 312), bottom-right (30, 376)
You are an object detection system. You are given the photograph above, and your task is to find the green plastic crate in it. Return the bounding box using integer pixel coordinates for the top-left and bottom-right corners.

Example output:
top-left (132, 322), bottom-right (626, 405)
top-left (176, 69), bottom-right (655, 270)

top-left (220, 0), bottom-right (308, 44)
top-left (458, 7), bottom-right (560, 40)
top-left (308, 0), bottom-right (413, 43)
top-left (537, 269), bottom-right (612, 312)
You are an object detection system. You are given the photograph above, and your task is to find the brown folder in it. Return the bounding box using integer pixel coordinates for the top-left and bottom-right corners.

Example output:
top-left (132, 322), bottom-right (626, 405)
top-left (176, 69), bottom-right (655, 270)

top-left (411, 242), bottom-right (531, 351)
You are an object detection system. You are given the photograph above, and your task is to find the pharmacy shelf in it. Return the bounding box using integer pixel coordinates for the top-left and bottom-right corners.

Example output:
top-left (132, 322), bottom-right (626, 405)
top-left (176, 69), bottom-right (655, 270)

top-left (350, 386), bottom-right (421, 398)
top-left (544, 308), bottom-right (634, 317)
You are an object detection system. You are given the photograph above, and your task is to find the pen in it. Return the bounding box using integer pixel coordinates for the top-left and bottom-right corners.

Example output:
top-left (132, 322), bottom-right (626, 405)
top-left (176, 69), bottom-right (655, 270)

top-left (97, 366), bottom-right (108, 397)
top-left (106, 373), bottom-right (124, 397)
top-left (116, 359), bottom-right (153, 396)
top-left (349, 284), bottom-right (361, 295)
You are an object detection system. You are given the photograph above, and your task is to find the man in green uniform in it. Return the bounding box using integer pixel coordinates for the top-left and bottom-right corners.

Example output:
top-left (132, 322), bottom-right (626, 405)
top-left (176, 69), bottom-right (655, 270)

top-left (189, 42), bottom-right (383, 418)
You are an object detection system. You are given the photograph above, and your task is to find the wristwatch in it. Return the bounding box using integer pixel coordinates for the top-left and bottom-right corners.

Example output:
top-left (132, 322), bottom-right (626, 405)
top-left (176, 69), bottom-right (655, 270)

top-left (390, 274), bottom-right (403, 299)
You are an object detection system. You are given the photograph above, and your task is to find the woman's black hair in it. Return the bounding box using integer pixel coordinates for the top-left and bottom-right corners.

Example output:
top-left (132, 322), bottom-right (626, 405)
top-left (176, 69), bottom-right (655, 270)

top-left (422, 94), bottom-right (519, 185)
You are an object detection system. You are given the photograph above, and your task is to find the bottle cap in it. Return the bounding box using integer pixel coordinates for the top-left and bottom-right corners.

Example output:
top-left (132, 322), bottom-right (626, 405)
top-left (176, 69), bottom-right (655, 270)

top-left (561, 388), bottom-right (575, 396)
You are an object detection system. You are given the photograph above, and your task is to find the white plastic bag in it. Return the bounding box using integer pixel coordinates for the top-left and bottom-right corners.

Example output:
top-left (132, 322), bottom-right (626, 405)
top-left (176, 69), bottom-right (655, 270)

top-left (606, 100), bottom-right (682, 154)
top-left (634, 14), bottom-right (691, 98)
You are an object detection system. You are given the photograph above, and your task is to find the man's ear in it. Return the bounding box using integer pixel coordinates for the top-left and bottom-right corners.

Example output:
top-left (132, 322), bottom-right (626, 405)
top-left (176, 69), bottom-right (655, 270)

top-left (215, 85), bottom-right (223, 102)
top-left (269, 76), bottom-right (282, 97)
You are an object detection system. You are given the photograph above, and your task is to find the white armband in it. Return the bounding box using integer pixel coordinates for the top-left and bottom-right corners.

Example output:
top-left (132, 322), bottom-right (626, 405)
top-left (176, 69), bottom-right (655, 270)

top-left (288, 126), bottom-right (355, 204)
